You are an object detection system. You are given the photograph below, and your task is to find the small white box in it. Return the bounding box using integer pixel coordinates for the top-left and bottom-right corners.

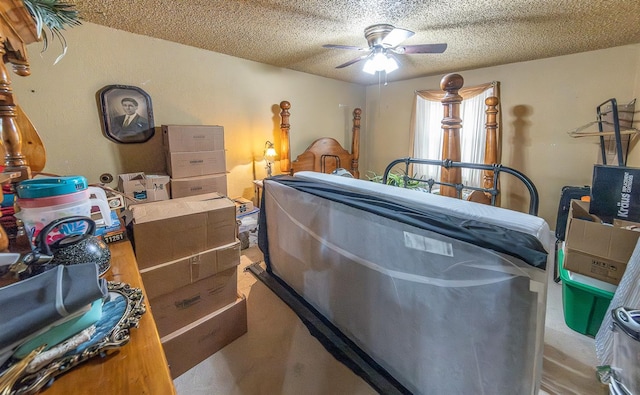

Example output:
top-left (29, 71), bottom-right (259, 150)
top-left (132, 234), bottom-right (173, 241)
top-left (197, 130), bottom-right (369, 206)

top-left (117, 172), bottom-right (170, 204)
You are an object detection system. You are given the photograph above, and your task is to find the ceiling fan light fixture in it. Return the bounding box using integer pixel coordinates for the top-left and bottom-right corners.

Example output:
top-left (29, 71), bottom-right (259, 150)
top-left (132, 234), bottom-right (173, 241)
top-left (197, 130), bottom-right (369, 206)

top-left (362, 58), bottom-right (377, 75)
top-left (363, 51), bottom-right (398, 75)
top-left (384, 55), bottom-right (399, 73)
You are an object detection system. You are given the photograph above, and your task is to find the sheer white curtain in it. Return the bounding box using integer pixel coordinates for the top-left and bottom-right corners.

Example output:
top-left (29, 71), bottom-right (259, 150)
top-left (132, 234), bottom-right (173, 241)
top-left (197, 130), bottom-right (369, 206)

top-left (412, 82), bottom-right (499, 186)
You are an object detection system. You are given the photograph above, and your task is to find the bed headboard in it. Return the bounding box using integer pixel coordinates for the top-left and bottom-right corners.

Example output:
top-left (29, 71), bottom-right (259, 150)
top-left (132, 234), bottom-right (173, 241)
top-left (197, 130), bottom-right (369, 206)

top-left (279, 101), bottom-right (362, 178)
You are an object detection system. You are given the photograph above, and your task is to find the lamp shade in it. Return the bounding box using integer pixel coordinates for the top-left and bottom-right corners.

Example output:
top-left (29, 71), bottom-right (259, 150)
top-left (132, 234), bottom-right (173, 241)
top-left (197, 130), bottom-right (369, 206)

top-left (363, 51), bottom-right (399, 75)
top-left (264, 140), bottom-right (277, 177)
top-left (264, 141), bottom-right (277, 162)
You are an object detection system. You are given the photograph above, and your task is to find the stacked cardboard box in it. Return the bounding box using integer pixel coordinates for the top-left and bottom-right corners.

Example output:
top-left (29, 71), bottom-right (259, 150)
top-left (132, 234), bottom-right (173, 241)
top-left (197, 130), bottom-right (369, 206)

top-left (130, 192), bottom-right (246, 378)
top-left (163, 125), bottom-right (228, 198)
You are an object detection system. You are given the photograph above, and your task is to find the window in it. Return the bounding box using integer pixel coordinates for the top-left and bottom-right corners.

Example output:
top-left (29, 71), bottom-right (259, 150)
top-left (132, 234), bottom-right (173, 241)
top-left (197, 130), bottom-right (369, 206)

top-left (411, 82), bottom-right (500, 186)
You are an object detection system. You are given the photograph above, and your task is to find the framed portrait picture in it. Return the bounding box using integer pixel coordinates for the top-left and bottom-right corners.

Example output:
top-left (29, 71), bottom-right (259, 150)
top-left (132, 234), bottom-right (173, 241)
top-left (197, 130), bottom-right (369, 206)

top-left (98, 85), bottom-right (155, 144)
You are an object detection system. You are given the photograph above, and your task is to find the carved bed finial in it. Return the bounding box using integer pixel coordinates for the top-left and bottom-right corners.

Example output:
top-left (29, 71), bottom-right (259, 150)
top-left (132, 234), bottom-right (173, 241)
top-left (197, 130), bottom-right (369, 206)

top-left (440, 73), bottom-right (464, 92)
top-left (279, 101), bottom-right (291, 174)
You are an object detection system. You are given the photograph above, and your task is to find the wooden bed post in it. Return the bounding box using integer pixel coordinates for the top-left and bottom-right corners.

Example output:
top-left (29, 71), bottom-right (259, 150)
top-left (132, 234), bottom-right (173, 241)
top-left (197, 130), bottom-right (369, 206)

top-left (483, 96), bottom-right (499, 189)
top-left (351, 108), bottom-right (361, 178)
top-left (468, 95), bottom-right (500, 206)
top-left (0, 0), bottom-right (39, 182)
top-left (439, 73), bottom-right (463, 198)
top-left (279, 101), bottom-right (291, 174)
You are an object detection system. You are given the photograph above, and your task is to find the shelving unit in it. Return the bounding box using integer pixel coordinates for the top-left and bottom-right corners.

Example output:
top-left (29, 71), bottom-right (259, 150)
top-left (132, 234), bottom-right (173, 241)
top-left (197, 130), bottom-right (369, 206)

top-left (568, 98), bottom-right (637, 166)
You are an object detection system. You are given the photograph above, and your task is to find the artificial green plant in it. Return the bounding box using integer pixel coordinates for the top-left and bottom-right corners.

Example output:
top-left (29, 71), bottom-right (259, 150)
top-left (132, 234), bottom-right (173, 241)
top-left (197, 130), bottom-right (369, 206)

top-left (21, 0), bottom-right (81, 63)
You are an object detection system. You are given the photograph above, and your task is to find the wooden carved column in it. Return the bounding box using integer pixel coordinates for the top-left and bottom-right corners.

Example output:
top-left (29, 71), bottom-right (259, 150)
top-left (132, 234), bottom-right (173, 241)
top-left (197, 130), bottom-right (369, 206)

top-left (439, 73), bottom-right (463, 198)
top-left (0, 43), bottom-right (29, 180)
top-left (0, 0), bottom-right (41, 253)
top-left (0, 0), bottom-right (40, 182)
top-left (483, 96), bottom-right (499, 190)
top-left (279, 100), bottom-right (291, 174)
top-left (350, 108), bottom-right (361, 179)
top-left (468, 95), bottom-right (500, 206)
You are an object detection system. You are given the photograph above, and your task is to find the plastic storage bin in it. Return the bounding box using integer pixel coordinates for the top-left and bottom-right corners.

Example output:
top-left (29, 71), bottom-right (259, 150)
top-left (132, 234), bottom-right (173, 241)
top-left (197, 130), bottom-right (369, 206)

top-left (559, 248), bottom-right (616, 337)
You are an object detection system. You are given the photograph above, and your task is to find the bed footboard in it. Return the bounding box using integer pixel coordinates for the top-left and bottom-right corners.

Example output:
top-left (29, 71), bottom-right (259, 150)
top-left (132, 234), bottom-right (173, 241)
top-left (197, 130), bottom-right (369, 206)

top-left (383, 157), bottom-right (539, 215)
top-left (257, 173), bottom-right (551, 395)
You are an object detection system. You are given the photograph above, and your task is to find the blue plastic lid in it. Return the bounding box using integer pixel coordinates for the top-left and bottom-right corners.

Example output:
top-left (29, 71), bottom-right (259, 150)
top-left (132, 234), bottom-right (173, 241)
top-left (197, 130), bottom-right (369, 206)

top-left (16, 176), bottom-right (88, 199)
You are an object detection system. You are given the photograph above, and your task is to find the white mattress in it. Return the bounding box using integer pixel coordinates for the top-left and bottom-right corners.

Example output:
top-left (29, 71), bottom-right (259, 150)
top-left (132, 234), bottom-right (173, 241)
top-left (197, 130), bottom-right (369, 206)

top-left (262, 172), bottom-right (552, 394)
top-left (295, 171), bottom-right (553, 246)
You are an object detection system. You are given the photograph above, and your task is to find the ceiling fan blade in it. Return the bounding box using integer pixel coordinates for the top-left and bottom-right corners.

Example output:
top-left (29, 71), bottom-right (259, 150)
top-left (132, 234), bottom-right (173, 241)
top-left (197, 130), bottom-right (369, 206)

top-left (323, 44), bottom-right (368, 51)
top-left (336, 54), bottom-right (370, 69)
top-left (381, 27), bottom-right (414, 47)
top-left (393, 43), bottom-right (448, 54)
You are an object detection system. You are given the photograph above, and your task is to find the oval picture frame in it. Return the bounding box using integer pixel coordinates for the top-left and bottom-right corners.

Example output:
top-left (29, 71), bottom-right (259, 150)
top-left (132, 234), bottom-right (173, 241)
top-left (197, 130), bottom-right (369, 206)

top-left (97, 85), bottom-right (155, 144)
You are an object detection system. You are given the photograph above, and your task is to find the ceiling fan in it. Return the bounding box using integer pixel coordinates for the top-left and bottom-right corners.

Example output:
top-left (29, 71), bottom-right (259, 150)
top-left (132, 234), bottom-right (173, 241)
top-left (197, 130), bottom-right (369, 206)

top-left (323, 24), bottom-right (447, 74)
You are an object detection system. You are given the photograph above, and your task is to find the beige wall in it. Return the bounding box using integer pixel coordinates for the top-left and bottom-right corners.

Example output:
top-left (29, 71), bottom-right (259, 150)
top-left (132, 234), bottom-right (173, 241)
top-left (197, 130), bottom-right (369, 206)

top-left (365, 44), bottom-right (640, 227)
top-left (10, 22), bottom-right (640, 228)
top-left (10, 23), bottom-right (365, 199)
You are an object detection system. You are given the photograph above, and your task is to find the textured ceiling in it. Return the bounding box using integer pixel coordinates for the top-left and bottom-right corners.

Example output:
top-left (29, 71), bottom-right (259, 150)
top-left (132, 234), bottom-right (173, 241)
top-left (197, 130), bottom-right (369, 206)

top-left (69, 0), bottom-right (640, 86)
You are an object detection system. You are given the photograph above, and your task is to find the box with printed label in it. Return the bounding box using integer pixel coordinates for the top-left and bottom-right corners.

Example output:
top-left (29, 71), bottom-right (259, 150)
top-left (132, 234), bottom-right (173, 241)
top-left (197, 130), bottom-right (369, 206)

top-left (162, 125), bottom-right (225, 152)
top-left (171, 174), bottom-right (227, 198)
top-left (589, 165), bottom-right (640, 224)
top-left (117, 172), bottom-right (146, 199)
top-left (564, 199), bottom-right (640, 285)
top-left (161, 295), bottom-right (247, 379)
top-left (139, 241), bottom-right (240, 300)
top-left (233, 197), bottom-right (254, 215)
top-left (117, 172), bottom-right (170, 203)
top-left (149, 267), bottom-right (238, 337)
top-left (165, 150), bottom-right (226, 179)
top-left (131, 193), bottom-right (236, 269)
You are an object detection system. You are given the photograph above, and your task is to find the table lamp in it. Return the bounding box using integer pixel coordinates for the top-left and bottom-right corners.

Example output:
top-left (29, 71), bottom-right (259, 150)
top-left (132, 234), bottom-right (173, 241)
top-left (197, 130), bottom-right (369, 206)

top-left (264, 141), bottom-right (277, 177)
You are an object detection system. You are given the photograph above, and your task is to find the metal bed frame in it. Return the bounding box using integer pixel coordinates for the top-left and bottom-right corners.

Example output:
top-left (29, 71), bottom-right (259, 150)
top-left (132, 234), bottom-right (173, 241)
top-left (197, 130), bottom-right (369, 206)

top-left (383, 157), bottom-right (540, 216)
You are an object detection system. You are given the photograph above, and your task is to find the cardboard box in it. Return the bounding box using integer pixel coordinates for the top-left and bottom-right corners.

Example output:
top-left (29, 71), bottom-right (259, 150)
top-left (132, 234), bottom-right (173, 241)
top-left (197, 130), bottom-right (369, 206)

top-left (162, 125), bottom-right (225, 152)
top-left (564, 199), bottom-right (640, 284)
top-left (233, 197), bottom-right (254, 215)
top-left (161, 295), bottom-right (247, 379)
top-left (139, 241), bottom-right (240, 300)
top-left (117, 172), bottom-right (170, 203)
top-left (589, 165), bottom-right (640, 224)
top-left (165, 150), bottom-right (226, 179)
top-left (118, 172), bottom-right (146, 199)
top-left (149, 267), bottom-right (238, 337)
top-left (131, 193), bottom-right (237, 269)
top-left (171, 173), bottom-right (228, 199)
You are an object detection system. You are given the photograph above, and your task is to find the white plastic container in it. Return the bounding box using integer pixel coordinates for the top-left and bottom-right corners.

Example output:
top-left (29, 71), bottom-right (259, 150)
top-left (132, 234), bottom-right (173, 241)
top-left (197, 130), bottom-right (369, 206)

top-left (16, 187), bottom-right (112, 240)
